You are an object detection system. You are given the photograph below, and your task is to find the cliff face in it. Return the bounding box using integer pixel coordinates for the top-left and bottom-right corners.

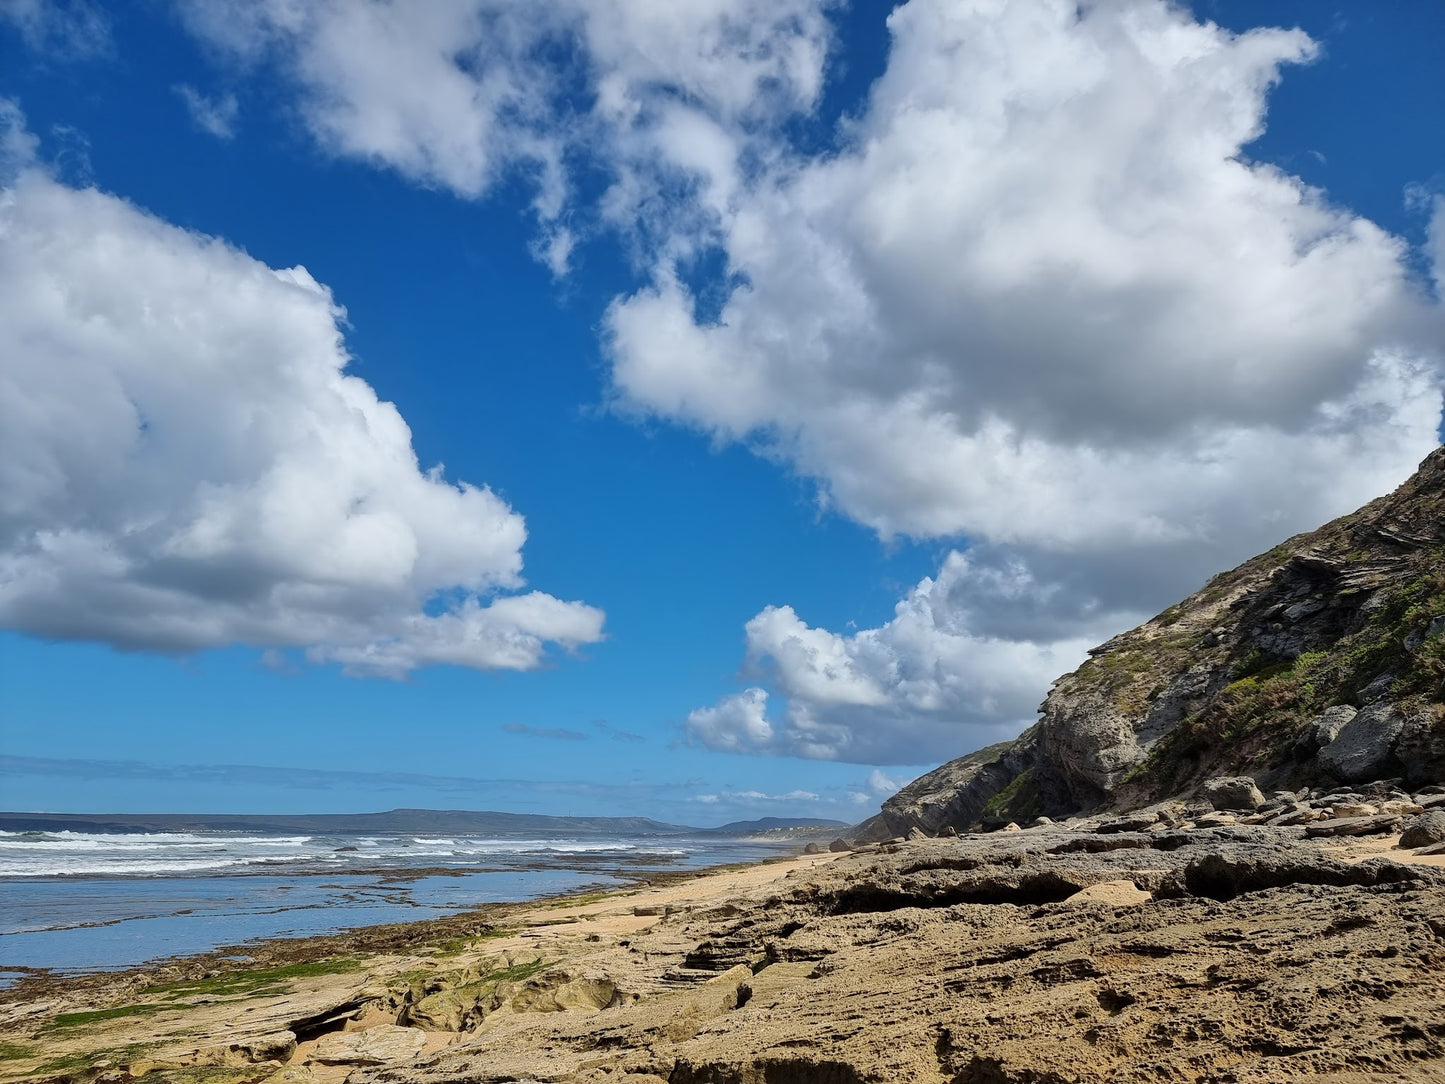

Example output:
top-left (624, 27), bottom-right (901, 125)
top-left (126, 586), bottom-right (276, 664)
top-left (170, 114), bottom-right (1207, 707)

top-left (863, 445), bottom-right (1445, 837)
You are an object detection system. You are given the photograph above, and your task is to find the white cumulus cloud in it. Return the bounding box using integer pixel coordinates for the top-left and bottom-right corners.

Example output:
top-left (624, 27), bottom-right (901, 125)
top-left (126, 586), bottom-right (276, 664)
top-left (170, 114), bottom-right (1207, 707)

top-left (662, 0), bottom-right (1444, 764)
top-left (0, 110), bottom-right (603, 674)
top-left (686, 551), bottom-right (1132, 763)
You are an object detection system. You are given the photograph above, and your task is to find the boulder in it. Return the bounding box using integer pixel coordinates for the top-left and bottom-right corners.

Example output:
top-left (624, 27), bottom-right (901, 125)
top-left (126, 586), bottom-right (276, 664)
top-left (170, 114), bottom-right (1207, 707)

top-left (827, 838), bottom-right (852, 853)
top-left (803, 842), bottom-right (822, 855)
top-left (1304, 815), bottom-right (1402, 838)
top-left (312, 1025), bottom-right (427, 1066)
top-left (1330, 803), bottom-right (1378, 819)
top-left (1295, 705), bottom-right (1357, 757)
top-left (1318, 703), bottom-right (1407, 782)
top-left (1202, 777), bottom-right (1265, 812)
top-left (1357, 672), bottom-right (1397, 703)
top-left (907, 827), bottom-right (928, 841)
top-left (1399, 810), bottom-right (1445, 849)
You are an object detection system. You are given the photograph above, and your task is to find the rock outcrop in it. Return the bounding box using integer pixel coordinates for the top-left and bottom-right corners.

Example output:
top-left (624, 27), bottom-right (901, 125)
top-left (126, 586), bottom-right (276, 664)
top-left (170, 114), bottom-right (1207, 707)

top-left (868, 445), bottom-right (1445, 836)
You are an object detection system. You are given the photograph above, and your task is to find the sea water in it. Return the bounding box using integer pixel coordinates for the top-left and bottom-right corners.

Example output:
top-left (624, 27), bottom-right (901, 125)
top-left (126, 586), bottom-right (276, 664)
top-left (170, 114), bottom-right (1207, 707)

top-left (0, 829), bottom-right (791, 982)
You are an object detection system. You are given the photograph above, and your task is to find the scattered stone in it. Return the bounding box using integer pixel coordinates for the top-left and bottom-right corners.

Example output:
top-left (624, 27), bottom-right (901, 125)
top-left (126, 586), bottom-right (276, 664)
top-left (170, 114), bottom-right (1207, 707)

top-left (312, 1025), bottom-right (427, 1066)
top-left (1002, 823), bottom-right (1021, 832)
top-left (939, 825), bottom-right (958, 837)
top-left (1399, 810), bottom-right (1445, 849)
top-left (1029, 817), bottom-right (1053, 828)
top-left (1202, 777), bottom-right (1265, 811)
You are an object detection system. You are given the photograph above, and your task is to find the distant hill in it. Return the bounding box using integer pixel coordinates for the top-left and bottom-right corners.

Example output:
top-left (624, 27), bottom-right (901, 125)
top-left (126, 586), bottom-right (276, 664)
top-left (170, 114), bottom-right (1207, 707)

top-left (700, 817), bottom-right (849, 837)
top-left (0, 808), bottom-right (844, 839)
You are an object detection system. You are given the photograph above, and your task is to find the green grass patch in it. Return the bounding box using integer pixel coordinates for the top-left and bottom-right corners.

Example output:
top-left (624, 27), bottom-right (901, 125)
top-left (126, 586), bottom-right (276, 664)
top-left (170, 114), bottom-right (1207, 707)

top-left (148, 957), bottom-right (363, 1001)
top-left (48, 1002), bottom-right (191, 1029)
top-left (0, 1041), bottom-right (34, 1060)
top-left (478, 959), bottom-right (549, 986)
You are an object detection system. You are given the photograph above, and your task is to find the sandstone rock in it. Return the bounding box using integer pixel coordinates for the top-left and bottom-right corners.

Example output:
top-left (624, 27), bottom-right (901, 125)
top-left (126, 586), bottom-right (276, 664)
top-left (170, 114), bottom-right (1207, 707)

top-left (407, 988), bottom-right (482, 1032)
top-left (1330, 802), bottom-right (1378, 819)
top-left (1202, 777), bottom-right (1265, 811)
top-left (312, 1025), bottom-right (427, 1066)
top-left (939, 825), bottom-right (958, 837)
top-left (827, 838), bottom-right (852, 853)
top-left (234, 1031), bottom-right (297, 1063)
top-left (1378, 799), bottom-right (1425, 816)
top-left (1318, 703), bottom-right (1407, 782)
top-left (907, 827), bottom-right (928, 841)
top-left (1065, 880), bottom-right (1150, 907)
top-left (1399, 810), bottom-right (1445, 849)
top-left (1002, 822), bottom-right (1021, 832)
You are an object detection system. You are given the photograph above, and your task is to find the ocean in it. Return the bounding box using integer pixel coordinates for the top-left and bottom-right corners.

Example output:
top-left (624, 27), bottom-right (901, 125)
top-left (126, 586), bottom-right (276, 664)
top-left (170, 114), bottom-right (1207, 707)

top-left (0, 828), bottom-right (796, 984)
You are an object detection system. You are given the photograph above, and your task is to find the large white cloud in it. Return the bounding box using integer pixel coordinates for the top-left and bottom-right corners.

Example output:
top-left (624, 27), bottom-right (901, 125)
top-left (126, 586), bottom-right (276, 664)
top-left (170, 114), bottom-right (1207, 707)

top-left (608, 0), bottom-right (1443, 546)
top-left (0, 113), bottom-right (603, 674)
top-left (664, 0), bottom-right (1444, 763)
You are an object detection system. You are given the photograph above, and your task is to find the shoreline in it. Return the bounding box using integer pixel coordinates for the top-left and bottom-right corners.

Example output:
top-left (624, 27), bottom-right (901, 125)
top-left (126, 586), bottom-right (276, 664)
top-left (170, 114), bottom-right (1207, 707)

top-left (0, 850), bottom-right (822, 1008)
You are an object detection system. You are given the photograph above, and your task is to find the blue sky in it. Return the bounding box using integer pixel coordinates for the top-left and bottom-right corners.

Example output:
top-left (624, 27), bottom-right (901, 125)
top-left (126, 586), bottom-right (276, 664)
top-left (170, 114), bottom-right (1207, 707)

top-left (0, 0), bottom-right (1441, 824)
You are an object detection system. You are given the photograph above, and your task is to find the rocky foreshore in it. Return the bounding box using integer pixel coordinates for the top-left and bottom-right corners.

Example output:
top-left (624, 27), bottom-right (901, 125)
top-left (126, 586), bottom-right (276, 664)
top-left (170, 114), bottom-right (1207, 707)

top-left (5, 788), bottom-right (1445, 1084)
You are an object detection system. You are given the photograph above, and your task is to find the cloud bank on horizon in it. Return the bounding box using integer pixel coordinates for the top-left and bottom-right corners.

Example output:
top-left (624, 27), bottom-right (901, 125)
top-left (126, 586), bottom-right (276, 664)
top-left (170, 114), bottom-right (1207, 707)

top-left (3, 0), bottom-right (1443, 768)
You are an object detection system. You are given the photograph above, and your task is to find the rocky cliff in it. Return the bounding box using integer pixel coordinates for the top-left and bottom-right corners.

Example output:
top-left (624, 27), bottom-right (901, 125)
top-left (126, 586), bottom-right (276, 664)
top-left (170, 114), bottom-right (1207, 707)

top-left (860, 445), bottom-right (1445, 839)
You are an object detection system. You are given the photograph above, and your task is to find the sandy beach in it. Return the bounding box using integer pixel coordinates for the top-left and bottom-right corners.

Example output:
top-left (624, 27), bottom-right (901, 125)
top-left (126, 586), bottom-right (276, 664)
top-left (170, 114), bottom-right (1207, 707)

top-left (4, 815), bottom-right (1444, 1084)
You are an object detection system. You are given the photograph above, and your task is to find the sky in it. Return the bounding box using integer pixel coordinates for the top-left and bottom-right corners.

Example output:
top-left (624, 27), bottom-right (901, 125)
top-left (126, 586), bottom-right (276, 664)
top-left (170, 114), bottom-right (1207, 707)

top-left (0, 0), bottom-right (1441, 826)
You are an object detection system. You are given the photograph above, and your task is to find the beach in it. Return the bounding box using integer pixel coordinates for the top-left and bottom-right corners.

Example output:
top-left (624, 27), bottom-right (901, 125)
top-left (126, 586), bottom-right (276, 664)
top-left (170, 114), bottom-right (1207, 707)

top-left (4, 813), bottom-right (1444, 1083)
